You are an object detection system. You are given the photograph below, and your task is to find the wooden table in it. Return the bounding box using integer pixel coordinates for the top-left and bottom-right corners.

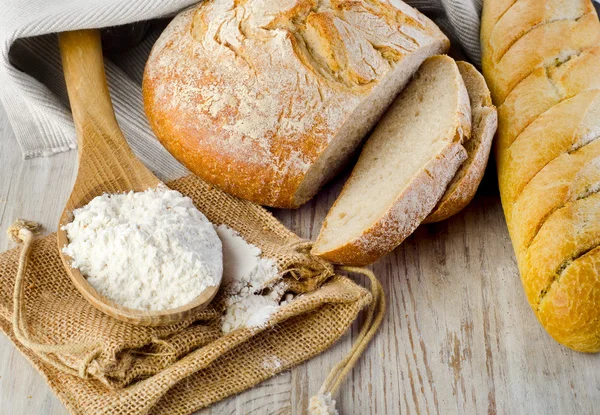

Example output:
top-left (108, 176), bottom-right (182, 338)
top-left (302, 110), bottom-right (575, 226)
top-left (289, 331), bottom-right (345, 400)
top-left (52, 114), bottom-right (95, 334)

top-left (1, 102), bottom-right (599, 415)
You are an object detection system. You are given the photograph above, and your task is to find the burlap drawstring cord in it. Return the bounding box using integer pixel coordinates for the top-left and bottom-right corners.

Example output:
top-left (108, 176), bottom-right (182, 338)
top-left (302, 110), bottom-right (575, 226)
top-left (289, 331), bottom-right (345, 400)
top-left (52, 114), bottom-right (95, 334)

top-left (309, 266), bottom-right (386, 413)
top-left (8, 219), bottom-right (103, 378)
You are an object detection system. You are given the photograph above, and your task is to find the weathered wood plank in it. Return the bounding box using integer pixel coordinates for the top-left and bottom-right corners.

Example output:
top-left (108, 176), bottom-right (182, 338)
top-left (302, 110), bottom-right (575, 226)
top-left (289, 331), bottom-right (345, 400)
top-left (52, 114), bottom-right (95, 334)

top-left (0, 102), bottom-right (74, 415)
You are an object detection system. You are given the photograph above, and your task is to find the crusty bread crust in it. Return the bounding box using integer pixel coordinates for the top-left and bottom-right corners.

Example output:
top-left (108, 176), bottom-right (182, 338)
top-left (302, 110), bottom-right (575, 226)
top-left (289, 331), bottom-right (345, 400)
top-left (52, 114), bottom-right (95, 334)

top-left (483, 13), bottom-right (600, 106)
top-left (143, 0), bottom-right (448, 208)
top-left (537, 246), bottom-right (600, 352)
top-left (522, 193), bottom-right (600, 308)
top-left (495, 47), bottom-right (600, 158)
top-left (510, 141), bottom-right (600, 257)
top-left (481, 0), bottom-right (600, 352)
top-left (312, 56), bottom-right (470, 266)
top-left (425, 61), bottom-right (497, 223)
top-left (497, 89), bottom-right (600, 210)
top-left (312, 144), bottom-right (467, 266)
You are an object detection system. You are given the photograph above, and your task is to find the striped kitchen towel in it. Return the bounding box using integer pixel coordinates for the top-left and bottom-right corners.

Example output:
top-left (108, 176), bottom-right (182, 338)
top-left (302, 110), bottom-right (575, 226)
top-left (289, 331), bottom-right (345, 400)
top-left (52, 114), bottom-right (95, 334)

top-left (0, 0), bottom-right (541, 173)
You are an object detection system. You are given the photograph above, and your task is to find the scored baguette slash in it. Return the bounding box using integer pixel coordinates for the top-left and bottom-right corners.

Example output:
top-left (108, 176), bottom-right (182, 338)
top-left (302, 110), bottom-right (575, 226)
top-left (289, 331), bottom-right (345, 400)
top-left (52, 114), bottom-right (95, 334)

top-left (484, 13), bottom-right (600, 106)
top-left (495, 46), bottom-right (600, 157)
top-left (312, 56), bottom-right (470, 266)
top-left (424, 61), bottom-right (497, 223)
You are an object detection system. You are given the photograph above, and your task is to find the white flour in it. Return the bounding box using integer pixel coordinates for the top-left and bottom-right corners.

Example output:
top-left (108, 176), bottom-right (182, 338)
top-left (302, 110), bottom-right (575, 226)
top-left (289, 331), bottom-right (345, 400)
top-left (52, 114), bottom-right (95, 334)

top-left (216, 225), bottom-right (282, 333)
top-left (262, 355), bottom-right (283, 372)
top-left (62, 187), bottom-right (223, 311)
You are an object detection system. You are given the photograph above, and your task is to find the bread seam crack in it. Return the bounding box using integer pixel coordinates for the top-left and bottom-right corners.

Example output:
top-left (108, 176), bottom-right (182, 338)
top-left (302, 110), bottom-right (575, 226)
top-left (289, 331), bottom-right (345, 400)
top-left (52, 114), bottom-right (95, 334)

top-left (505, 78), bottom-right (598, 154)
top-left (499, 52), bottom-right (587, 146)
top-left (212, 16), bottom-right (259, 79)
top-left (497, 48), bottom-right (588, 107)
top-left (524, 185), bottom-right (600, 252)
top-left (544, 64), bottom-right (565, 98)
top-left (537, 243), bottom-right (600, 310)
top-left (509, 130), bottom-right (600, 208)
top-left (487, 0), bottom-right (518, 42)
top-left (493, 12), bottom-right (592, 64)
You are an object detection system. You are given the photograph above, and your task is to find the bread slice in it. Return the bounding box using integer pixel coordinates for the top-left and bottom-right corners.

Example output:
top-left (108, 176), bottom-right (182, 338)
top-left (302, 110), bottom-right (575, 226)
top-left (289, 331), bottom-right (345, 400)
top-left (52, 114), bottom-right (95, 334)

top-left (424, 61), bottom-right (497, 223)
top-left (311, 56), bottom-right (470, 266)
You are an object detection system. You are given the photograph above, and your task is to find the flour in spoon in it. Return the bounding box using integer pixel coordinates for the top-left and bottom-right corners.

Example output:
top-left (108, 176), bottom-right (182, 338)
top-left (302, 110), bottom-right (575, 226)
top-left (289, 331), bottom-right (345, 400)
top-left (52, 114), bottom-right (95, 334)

top-left (62, 187), bottom-right (223, 311)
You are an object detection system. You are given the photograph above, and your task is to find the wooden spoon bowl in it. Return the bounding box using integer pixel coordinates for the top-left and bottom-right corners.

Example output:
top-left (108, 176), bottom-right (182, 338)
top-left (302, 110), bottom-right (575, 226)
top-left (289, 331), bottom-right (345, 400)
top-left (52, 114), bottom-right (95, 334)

top-left (56, 29), bottom-right (219, 326)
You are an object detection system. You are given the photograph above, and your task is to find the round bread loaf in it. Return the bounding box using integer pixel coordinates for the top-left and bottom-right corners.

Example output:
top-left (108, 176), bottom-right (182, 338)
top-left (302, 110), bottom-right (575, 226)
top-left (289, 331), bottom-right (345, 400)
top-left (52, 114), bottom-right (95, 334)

top-left (143, 0), bottom-right (448, 207)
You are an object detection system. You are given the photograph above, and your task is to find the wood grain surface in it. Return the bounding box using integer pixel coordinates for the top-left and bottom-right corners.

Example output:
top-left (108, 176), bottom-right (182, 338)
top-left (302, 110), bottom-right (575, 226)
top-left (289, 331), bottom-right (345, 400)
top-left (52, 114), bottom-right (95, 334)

top-left (1, 103), bottom-right (599, 414)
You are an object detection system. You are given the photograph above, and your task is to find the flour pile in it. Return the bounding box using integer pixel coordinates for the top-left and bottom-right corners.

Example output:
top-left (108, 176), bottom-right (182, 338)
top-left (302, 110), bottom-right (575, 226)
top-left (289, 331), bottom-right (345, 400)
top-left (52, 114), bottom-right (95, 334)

top-left (62, 187), bottom-right (223, 311)
top-left (216, 225), bottom-right (284, 333)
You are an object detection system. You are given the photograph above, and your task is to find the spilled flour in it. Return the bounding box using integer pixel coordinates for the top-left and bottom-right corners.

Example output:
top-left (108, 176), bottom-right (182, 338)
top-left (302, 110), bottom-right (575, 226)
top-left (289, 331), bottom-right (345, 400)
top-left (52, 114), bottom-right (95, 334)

top-left (216, 225), bottom-right (284, 333)
top-left (263, 356), bottom-right (283, 372)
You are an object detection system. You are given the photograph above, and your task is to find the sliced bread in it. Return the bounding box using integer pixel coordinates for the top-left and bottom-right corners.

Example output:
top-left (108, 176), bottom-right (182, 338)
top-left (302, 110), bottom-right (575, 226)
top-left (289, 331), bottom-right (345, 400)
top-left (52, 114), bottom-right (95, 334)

top-left (311, 56), bottom-right (471, 266)
top-left (143, 0), bottom-right (449, 208)
top-left (424, 61), bottom-right (497, 223)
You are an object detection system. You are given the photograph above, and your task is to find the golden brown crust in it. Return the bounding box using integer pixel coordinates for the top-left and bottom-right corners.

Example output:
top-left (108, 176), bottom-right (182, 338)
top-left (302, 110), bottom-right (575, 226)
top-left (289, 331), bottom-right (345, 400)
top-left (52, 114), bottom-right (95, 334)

top-left (143, 0), bottom-right (448, 208)
top-left (497, 89), bottom-right (600, 210)
top-left (522, 193), bottom-right (600, 307)
top-left (510, 141), bottom-right (600, 256)
top-left (484, 13), bottom-right (600, 106)
top-left (537, 246), bottom-right (600, 352)
top-left (425, 61), bottom-right (497, 223)
top-left (488, 0), bottom-right (594, 66)
top-left (495, 47), bottom-right (600, 157)
top-left (482, 0), bottom-right (600, 352)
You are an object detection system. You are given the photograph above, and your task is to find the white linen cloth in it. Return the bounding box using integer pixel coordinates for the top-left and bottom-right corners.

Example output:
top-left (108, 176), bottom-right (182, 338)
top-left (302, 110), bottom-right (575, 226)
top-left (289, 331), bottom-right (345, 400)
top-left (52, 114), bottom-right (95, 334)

top-left (2, 0), bottom-right (593, 179)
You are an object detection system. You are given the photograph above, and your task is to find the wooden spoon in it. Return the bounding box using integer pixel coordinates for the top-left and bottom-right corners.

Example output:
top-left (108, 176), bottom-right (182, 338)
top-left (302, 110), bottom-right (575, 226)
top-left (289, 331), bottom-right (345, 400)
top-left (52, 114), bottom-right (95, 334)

top-left (56, 29), bottom-right (219, 326)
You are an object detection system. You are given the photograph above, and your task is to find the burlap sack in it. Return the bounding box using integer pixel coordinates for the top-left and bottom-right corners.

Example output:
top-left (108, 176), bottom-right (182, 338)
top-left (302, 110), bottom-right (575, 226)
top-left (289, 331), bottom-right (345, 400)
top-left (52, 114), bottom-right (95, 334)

top-left (0, 174), bottom-right (376, 414)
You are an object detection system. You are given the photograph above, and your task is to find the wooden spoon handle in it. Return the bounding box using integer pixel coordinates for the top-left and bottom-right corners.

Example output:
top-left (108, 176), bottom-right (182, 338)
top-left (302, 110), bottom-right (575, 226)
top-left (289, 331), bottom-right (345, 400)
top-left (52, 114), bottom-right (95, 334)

top-left (59, 29), bottom-right (158, 206)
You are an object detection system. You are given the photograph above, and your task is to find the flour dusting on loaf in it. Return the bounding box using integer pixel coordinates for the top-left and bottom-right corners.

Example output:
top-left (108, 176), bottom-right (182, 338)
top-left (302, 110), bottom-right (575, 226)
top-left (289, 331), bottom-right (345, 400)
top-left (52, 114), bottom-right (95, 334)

top-left (143, 0), bottom-right (449, 207)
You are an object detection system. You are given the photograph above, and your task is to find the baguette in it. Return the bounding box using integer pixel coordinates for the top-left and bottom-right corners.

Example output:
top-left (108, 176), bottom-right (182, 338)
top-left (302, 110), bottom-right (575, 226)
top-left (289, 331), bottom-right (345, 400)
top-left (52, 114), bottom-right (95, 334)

top-left (481, 0), bottom-right (600, 352)
top-left (497, 89), bottom-right (600, 209)
top-left (312, 56), bottom-right (470, 265)
top-left (143, 0), bottom-right (449, 208)
top-left (425, 61), bottom-right (497, 223)
top-left (483, 12), bottom-right (600, 105)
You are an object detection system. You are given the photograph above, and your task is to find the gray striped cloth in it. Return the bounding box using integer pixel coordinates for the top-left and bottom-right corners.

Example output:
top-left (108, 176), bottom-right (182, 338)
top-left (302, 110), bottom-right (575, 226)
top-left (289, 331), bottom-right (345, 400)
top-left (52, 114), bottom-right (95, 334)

top-left (1, 0), bottom-right (590, 179)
